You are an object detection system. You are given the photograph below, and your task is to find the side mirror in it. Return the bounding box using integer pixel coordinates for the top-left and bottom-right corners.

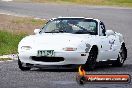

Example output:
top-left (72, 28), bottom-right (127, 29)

top-left (106, 30), bottom-right (115, 36)
top-left (34, 29), bottom-right (40, 34)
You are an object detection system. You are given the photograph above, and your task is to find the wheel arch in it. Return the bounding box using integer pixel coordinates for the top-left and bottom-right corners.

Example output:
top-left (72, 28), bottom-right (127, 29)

top-left (121, 42), bottom-right (127, 59)
top-left (89, 45), bottom-right (99, 55)
top-left (121, 42), bottom-right (125, 47)
top-left (84, 45), bottom-right (99, 70)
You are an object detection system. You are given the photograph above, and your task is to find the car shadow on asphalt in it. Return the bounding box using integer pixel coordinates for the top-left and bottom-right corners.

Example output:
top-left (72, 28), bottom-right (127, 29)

top-left (30, 64), bottom-right (132, 72)
top-left (95, 64), bottom-right (132, 72)
top-left (31, 68), bottom-right (77, 72)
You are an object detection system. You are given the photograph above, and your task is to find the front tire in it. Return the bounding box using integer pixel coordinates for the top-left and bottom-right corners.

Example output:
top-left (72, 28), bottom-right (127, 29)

top-left (112, 44), bottom-right (127, 67)
top-left (18, 59), bottom-right (31, 71)
top-left (83, 46), bottom-right (98, 71)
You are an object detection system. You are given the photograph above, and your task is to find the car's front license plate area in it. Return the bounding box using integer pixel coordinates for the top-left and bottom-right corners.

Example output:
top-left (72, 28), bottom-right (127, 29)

top-left (37, 50), bottom-right (54, 57)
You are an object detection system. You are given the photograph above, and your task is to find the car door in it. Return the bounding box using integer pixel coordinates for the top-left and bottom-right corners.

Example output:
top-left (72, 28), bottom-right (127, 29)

top-left (101, 34), bottom-right (118, 60)
top-left (98, 22), bottom-right (117, 61)
top-left (107, 34), bottom-right (120, 60)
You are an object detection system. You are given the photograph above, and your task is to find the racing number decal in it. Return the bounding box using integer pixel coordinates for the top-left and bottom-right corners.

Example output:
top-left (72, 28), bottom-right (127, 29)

top-left (109, 39), bottom-right (115, 50)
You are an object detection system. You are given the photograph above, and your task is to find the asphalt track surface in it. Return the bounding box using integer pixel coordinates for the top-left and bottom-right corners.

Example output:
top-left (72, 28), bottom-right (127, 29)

top-left (0, 1), bottom-right (132, 88)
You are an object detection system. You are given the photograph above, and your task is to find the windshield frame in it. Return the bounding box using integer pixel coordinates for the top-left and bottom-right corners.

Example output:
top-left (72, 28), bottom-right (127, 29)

top-left (39, 18), bottom-right (98, 35)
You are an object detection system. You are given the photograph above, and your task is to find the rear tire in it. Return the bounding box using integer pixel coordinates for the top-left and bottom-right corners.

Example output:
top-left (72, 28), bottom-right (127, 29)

top-left (83, 46), bottom-right (98, 71)
top-left (112, 44), bottom-right (127, 67)
top-left (18, 59), bottom-right (31, 71)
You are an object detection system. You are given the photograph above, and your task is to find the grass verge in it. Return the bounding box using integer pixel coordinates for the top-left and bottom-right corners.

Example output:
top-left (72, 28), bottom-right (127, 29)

top-left (14, 0), bottom-right (132, 7)
top-left (0, 30), bottom-right (26, 55)
top-left (0, 14), bottom-right (47, 56)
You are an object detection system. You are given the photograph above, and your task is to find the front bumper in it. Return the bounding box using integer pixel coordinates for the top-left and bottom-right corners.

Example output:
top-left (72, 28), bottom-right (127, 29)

top-left (18, 51), bottom-right (88, 65)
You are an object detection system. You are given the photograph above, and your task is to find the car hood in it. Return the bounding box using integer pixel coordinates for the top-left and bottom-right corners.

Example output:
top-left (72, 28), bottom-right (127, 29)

top-left (19, 33), bottom-right (93, 50)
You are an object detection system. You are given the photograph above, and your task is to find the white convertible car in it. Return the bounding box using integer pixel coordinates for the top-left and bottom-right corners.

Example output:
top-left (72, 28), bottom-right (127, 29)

top-left (18, 17), bottom-right (127, 71)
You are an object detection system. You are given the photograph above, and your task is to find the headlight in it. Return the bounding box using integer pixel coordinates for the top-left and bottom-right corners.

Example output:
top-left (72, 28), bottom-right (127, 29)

top-left (63, 47), bottom-right (77, 51)
top-left (21, 46), bottom-right (32, 50)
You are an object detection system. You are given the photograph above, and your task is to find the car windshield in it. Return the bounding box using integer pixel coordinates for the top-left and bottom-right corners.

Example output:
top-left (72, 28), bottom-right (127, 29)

top-left (40, 18), bottom-right (98, 35)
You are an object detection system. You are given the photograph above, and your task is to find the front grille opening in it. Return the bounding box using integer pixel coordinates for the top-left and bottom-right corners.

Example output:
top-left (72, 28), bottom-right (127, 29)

top-left (31, 56), bottom-right (64, 62)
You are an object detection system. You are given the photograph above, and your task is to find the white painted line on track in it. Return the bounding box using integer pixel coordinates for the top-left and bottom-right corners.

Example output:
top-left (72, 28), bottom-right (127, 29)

top-left (0, 11), bottom-right (30, 18)
top-left (0, 54), bottom-right (18, 62)
top-left (0, 60), bottom-right (14, 63)
top-left (0, 12), bottom-right (47, 20)
top-left (1, 0), bottom-right (13, 2)
top-left (0, 54), bottom-right (18, 60)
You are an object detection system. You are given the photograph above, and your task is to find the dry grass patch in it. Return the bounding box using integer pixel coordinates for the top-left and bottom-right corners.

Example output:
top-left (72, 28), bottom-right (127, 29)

top-left (0, 14), bottom-right (47, 34)
top-left (0, 58), bottom-right (12, 61)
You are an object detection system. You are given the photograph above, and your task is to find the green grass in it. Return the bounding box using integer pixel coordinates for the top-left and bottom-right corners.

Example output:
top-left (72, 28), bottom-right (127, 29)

top-left (17, 0), bottom-right (132, 7)
top-left (0, 30), bottom-right (26, 55)
top-left (102, 0), bottom-right (132, 7)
